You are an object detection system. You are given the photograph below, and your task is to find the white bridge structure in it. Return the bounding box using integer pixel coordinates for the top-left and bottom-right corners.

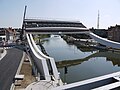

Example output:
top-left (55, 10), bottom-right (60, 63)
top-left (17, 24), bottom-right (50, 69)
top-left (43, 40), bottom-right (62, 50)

top-left (24, 19), bottom-right (120, 90)
top-left (24, 19), bottom-right (120, 49)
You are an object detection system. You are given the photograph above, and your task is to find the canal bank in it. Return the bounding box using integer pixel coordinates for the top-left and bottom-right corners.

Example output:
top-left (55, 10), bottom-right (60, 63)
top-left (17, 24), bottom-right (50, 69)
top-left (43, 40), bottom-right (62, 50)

top-left (41, 35), bottom-right (120, 84)
top-left (63, 35), bottom-right (120, 52)
top-left (62, 35), bottom-right (106, 50)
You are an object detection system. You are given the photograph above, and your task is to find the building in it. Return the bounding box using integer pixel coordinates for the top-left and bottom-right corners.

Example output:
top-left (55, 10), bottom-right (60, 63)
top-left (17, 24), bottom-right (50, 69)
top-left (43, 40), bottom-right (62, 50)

top-left (108, 25), bottom-right (120, 42)
top-left (0, 28), bottom-right (5, 36)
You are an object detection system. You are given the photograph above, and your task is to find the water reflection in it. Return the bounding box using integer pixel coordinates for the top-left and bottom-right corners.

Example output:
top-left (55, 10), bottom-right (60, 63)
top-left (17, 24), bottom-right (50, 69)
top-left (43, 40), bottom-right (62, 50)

top-left (57, 51), bottom-right (120, 83)
top-left (56, 51), bottom-right (120, 68)
top-left (42, 35), bottom-right (96, 61)
top-left (42, 35), bottom-right (120, 83)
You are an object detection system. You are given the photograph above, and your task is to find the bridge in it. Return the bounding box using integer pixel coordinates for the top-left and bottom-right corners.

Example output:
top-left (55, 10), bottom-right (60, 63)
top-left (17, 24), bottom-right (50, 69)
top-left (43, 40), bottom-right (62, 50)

top-left (23, 19), bottom-right (120, 49)
top-left (24, 19), bottom-right (88, 34)
top-left (23, 18), bottom-right (120, 90)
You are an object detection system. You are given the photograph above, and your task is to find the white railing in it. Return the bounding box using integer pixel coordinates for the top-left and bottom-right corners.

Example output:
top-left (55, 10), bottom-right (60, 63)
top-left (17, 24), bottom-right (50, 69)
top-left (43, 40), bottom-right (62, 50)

top-left (29, 34), bottom-right (60, 80)
top-left (53, 71), bottom-right (120, 90)
top-left (26, 34), bottom-right (51, 81)
top-left (89, 32), bottom-right (120, 49)
top-left (29, 34), bottom-right (50, 59)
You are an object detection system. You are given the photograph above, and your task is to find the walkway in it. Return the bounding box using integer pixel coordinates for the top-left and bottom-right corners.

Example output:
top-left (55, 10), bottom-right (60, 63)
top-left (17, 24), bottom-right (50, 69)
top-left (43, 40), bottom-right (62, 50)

top-left (0, 48), bottom-right (23, 90)
top-left (14, 55), bottom-right (36, 90)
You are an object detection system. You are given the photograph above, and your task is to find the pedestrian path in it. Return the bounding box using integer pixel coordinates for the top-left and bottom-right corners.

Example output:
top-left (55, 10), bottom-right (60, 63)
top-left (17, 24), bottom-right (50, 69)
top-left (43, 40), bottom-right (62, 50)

top-left (0, 48), bottom-right (24, 90)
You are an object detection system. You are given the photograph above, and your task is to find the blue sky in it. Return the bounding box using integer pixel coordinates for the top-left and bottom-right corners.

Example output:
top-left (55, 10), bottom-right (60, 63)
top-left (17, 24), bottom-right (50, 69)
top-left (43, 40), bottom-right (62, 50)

top-left (0, 0), bottom-right (120, 28)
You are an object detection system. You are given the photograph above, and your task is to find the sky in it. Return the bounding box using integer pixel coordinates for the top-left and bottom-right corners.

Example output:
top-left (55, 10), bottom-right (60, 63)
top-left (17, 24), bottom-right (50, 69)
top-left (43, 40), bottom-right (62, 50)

top-left (0, 0), bottom-right (120, 29)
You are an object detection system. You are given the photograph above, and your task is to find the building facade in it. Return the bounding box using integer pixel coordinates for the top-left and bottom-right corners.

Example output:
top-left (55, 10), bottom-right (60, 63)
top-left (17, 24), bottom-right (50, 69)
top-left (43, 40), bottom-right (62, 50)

top-left (108, 25), bottom-right (120, 42)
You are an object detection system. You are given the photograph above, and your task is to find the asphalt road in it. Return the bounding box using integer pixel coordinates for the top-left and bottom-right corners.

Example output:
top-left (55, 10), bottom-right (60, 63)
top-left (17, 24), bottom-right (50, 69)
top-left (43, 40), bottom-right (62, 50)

top-left (0, 48), bottom-right (23, 90)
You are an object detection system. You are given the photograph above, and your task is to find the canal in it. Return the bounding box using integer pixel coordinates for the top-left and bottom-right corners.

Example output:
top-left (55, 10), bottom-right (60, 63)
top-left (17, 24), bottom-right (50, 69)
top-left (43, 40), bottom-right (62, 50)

top-left (41, 35), bottom-right (120, 84)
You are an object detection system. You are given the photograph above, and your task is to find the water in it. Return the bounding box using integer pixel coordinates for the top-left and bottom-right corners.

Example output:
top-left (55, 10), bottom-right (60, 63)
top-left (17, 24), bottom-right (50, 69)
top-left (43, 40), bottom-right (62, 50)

top-left (42, 35), bottom-right (120, 83)
top-left (42, 35), bottom-right (95, 61)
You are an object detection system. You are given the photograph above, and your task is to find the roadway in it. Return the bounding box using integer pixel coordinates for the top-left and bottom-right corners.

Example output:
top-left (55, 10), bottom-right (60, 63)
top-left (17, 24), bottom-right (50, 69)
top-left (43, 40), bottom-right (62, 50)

top-left (0, 48), bottom-right (23, 90)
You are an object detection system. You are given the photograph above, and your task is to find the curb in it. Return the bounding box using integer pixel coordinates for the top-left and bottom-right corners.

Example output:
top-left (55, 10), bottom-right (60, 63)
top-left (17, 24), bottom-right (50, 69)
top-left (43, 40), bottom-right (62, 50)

top-left (0, 49), bottom-right (7, 61)
top-left (10, 51), bottom-right (26, 90)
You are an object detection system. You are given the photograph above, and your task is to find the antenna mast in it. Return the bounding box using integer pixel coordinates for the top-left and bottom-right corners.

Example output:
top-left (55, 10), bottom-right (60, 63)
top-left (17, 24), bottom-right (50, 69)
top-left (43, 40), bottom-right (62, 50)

top-left (97, 10), bottom-right (100, 29)
top-left (20, 5), bottom-right (27, 40)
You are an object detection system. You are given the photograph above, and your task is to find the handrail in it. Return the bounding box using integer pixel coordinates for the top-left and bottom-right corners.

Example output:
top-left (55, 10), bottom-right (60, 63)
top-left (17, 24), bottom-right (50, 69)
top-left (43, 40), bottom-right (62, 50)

top-left (26, 34), bottom-right (51, 81)
top-left (29, 34), bottom-right (60, 80)
top-left (89, 32), bottom-right (120, 49)
top-left (29, 34), bottom-right (51, 59)
top-left (27, 34), bottom-right (44, 60)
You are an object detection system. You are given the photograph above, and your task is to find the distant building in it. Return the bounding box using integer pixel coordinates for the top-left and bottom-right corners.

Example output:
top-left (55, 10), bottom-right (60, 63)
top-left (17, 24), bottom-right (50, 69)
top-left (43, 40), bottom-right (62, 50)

top-left (90, 28), bottom-right (108, 38)
top-left (5, 27), bottom-right (17, 42)
top-left (0, 28), bottom-right (5, 36)
top-left (108, 25), bottom-right (120, 42)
